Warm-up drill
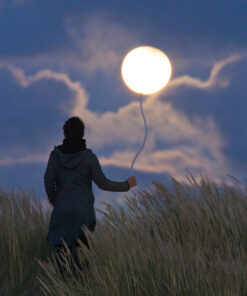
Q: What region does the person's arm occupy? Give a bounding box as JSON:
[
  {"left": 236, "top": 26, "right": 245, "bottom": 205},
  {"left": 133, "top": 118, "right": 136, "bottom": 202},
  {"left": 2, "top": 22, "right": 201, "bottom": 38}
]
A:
[
  {"left": 90, "top": 153, "right": 130, "bottom": 192},
  {"left": 44, "top": 150, "right": 57, "bottom": 206}
]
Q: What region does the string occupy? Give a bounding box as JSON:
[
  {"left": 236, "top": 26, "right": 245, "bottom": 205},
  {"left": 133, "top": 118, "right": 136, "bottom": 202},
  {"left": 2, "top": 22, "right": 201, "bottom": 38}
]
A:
[{"left": 130, "top": 93, "right": 148, "bottom": 176}]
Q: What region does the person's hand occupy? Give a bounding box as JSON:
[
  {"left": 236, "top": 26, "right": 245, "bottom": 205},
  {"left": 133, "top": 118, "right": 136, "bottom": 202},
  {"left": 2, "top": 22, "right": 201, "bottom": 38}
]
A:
[{"left": 126, "top": 176, "right": 137, "bottom": 189}]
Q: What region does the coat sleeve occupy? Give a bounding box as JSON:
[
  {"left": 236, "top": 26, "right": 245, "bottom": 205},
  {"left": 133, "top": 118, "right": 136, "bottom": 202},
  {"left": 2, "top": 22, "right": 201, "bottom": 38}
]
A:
[
  {"left": 90, "top": 153, "right": 130, "bottom": 192},
  {"left": 44, "top": 150, "right": 57, "bottom": 206}
]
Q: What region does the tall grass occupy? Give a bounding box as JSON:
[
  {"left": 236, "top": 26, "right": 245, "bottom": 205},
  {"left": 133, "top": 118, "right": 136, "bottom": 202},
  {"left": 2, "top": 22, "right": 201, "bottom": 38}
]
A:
[
  {"left": 0, "top": 188, "right": 52, "bottom": 295},
  {"left": 1, "top": 174, "right": 247, "bottom": 295}
]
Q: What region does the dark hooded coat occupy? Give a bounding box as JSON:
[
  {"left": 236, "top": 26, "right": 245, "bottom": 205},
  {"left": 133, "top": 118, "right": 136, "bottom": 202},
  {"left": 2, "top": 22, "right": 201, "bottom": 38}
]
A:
[{"left": 44, "top": 138, "right": 130, "bottom": 248}]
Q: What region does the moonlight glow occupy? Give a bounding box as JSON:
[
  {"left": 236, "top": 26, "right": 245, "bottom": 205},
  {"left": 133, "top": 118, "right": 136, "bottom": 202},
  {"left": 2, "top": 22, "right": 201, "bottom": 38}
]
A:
[{"left": 121, "top": 46, "right": 172, "bottom": 95}]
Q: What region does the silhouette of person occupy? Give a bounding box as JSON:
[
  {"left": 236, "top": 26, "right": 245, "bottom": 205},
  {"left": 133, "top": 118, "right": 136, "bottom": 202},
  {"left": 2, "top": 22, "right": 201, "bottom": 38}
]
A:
[{"left": 44, "top": 116, "right": 137, "bottom": 275}]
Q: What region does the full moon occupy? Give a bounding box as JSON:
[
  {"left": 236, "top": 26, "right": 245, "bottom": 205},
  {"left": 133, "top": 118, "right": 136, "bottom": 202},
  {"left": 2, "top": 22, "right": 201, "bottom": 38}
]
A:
[{"left": 121, "top": 46, "right": 172, "bottom": 95}]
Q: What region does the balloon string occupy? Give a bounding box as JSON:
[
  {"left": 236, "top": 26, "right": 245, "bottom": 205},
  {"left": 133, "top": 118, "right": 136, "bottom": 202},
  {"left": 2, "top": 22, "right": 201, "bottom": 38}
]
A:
[{"left": 130, "top": 94, "right": 148, "bottom": 176}]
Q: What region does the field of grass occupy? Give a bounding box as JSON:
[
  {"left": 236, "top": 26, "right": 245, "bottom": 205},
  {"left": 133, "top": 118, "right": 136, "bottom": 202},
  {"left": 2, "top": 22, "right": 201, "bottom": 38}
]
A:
[{"left": 1, "top": 174, "right": 247, "bottom": 295}]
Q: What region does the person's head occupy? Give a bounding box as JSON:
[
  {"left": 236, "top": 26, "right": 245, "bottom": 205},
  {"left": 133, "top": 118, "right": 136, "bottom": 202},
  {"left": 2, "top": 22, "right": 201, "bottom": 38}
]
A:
[{"left": 63, "top": 116, "right": 85, "bottom": 139}]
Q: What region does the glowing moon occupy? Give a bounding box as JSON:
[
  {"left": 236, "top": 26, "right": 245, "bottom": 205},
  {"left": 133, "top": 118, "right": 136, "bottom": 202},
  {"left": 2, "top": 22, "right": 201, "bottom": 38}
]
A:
[{"left": 121, "top": 46, "right": 172, "bottom": 95}]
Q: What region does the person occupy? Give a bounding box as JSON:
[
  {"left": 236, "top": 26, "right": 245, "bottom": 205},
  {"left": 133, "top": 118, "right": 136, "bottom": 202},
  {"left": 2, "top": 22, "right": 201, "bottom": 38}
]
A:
[{"left": 44, "top": 116, "right": 137, "bottom": 276}]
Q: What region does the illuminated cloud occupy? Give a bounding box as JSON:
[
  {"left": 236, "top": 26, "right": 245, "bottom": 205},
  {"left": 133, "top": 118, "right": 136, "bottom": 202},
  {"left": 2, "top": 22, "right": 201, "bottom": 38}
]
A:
[
  {"left": 168, "top": 54, "right": 244, "bottom": 89},
  {"left": 147, "top": 54, "right": 246, "bottom": 105}
]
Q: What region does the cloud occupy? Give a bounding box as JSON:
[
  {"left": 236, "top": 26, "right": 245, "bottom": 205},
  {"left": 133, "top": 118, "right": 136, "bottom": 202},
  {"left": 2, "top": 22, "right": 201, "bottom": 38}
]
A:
[
  {"left": 0, "top": 53, "right": 244, "bottom": 182},
  {"left": 147, "top": 54, "right": 247, "bottom": 105},
  {"left": 2, "top": 64, "right": 89, "bottom": 111},
  {"left": 100, "top": 145, "right": 223, "bottom": 175},
  {"left": 169, "top": 54, "right": 245, "bottom": 89},
  {"left": 94, "top": 107, "right": 228, "bottom": 182},
  {"left": 63, "top": 15, "right": 139, "bottom": 75},
  {"left": 4, "top": 13, "right": 245, "bottom": 82},
  {"left": 3, "top": 15, "right": 139, "bottom": 77},
  {"left": 0, "top": 154, "right": 47, "bottom": 166}
]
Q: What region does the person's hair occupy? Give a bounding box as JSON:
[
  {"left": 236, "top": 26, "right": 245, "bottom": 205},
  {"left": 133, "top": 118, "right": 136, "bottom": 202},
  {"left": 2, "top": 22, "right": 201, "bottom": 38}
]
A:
[{"left": 63, "top": 117, "right": 85, "bottom": 139}]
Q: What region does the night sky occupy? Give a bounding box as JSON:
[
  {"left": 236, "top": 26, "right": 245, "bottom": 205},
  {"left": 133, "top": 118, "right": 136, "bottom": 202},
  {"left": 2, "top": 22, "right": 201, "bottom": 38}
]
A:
[{"left": 0, "top": 0, "right": 246, "bottom": 217}]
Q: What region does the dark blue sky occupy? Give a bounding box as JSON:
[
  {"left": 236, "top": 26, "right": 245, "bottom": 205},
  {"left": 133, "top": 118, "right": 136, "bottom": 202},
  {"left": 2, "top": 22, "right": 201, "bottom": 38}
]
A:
[{"left": 0, "top": 0, "right": 246, "bottom": 216}]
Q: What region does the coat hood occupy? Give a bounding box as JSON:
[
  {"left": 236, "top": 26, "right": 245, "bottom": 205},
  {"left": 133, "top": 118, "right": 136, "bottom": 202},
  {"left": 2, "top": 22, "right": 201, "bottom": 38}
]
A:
[{"left": 53, "top": 146, "right": 92, "bottom": 169}]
